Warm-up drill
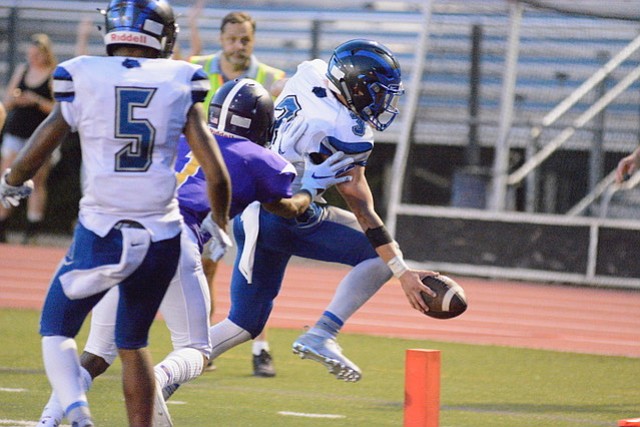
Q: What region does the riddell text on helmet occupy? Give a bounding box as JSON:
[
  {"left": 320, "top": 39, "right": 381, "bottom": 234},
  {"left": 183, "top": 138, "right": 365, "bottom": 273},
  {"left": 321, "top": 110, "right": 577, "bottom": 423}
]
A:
[{"left": 110, "top": 33, "right": 148, "bottom": 43}]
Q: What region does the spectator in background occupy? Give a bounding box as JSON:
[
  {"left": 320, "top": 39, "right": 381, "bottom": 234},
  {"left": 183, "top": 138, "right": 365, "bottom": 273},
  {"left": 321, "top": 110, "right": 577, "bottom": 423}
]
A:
[
  {"left": 615, "top": 146, "right": 640, "bottom": 184},
  {"left": 74, "top": 17, "right": 94, "bottom": 58},
  {"left": 0, "top": 33, "right": 56, "bottom": 243},
  {"left": 188, "top": 0, "right": 286, "bottom": 377},
  {"left": 188, "top": 2, "right": 286, "bottom": 113}
]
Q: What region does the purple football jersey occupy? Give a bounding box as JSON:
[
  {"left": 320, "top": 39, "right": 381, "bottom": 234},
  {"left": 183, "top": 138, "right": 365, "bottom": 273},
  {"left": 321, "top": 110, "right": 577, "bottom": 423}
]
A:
[{"left": 174, "top": 133, "right": 295, "bottom": 223}]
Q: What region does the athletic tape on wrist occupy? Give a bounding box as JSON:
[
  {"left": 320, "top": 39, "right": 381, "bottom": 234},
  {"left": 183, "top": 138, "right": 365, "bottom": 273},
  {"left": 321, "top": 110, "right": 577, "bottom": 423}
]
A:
[{"left": 387, "top": 255, "right": 409, "bottom": 278}]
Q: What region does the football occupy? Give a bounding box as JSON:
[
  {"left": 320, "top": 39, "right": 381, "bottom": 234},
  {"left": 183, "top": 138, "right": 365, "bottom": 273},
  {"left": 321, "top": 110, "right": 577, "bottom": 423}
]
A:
[{"left": 420, "top": 275, "right": 468, "bottom": 319}]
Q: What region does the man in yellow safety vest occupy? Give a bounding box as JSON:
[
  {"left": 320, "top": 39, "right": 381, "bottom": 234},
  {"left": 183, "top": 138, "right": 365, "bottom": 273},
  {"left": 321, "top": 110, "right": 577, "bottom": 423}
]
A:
[{"left": 189, "top": 9, "right": 285, "bottom": 116}]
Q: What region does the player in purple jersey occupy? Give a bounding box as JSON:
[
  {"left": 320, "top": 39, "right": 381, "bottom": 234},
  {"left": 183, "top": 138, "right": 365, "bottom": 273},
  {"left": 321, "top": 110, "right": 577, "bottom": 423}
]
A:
[{"left": 36, "top": 78, "right": 350, "bottom": 427}]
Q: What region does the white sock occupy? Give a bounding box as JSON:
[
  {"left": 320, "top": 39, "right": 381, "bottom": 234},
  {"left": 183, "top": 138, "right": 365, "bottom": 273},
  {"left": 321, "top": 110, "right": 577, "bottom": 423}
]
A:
[
  {"left": 79, "top": 366, "right": 93, "bottom": 392},
  {"left": 323, "top": 257, "right": 391, "bottom": 323},
  {"left": 39, "top": 366, "right": 93, "bottom": 423},
  {"left": 154, "top": 348, "right": 205, "bottom": 390},
  {"left": 41, "top": 336, "right": 91, "bottom": 421},
  {"left": 252, "top": 340, "right": 270, "bottom": 356},
  {"left": 209, "top": 318, "right": 252, "bottom": 360}
]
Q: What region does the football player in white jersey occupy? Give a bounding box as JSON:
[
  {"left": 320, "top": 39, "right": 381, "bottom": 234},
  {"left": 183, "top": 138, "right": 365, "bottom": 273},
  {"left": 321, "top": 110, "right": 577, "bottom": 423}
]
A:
[
  {"left": 0, "top": 1, "right": 231, "bottom": 426},
  {"left": 207, "top": 39, "right": 438, "bottom": 383}
]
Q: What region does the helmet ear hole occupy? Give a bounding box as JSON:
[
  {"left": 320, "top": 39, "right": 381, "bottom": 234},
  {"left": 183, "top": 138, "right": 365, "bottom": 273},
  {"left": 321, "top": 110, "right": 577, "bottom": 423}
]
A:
[
  {"left": 208, "top": 79, "right": 275, "bottom": 146},
  {"left": 326, "top": 39, "right": 404, "bottom": 131}
]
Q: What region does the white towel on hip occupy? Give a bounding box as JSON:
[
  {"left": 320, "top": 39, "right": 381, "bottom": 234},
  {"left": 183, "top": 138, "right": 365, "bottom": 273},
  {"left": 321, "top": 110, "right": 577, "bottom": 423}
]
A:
[
  {"left": 238, "top": 201, "right": 261, "bottom": 284},
  {"left": 60, "top": 227, "right": 151, "bottom": 299}
]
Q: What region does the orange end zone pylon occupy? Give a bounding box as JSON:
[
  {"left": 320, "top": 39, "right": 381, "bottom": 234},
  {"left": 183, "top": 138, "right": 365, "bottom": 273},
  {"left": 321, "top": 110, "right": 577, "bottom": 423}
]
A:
[
  {"left": 619, "top": 418, "right": 640, "bottom": 427},
  {"left": 404, "top": 349, "right": 441, "bottom": 427}
]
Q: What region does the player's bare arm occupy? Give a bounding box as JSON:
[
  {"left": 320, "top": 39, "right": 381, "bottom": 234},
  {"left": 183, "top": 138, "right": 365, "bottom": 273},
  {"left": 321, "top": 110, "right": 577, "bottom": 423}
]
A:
[
  {"left": 184, "top": 103, "right": 231, "bottom": 229},
  {"left": 262, "top": 192, "right": 312, "bottom": 219},
  {"left": 337, "top": 165, "right": 436, "bottom": 313},
  {"left": 6, "top": 103, "right": 69, "bottom": 186},
  {"left": 263, "top": 151, "right": 353, "bottom": 218}
]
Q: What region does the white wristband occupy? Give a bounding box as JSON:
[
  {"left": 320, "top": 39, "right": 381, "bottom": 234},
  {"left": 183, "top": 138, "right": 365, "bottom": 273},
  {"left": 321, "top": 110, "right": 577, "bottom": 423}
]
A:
[{"left": 387, "top": 255, "right": 409, "bottom": 278}]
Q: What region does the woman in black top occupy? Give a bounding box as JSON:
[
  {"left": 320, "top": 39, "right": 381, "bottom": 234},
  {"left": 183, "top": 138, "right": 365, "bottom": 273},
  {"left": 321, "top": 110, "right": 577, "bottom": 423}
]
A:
[{"left": 0, "top": 33, "right": 57, "bottom": 243}]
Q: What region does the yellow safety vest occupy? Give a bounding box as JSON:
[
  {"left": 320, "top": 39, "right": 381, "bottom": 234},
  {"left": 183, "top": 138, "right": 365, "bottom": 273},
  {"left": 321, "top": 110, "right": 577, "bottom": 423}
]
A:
[{"left": 190, "top": 53, "right": 286, "bottom": 116}]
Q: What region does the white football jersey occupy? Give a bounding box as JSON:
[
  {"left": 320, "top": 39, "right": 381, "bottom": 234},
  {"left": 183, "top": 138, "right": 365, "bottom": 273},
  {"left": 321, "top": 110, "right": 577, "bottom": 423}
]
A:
[
  {"left": 270, "top": 59, "right": 374, "bottom": 194},
  {"left": 53, "top": 56, "right": 209, "bottom": 240}
]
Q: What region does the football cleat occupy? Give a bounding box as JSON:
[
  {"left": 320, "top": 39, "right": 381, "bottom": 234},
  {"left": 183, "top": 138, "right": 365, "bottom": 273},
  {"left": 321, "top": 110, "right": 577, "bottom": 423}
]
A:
[
  {"left": 204, "top": 359, "right": 217, "bottom": 372},
  {"left": 38, "top": 415, "right": 61, "bottom": 427},
  {"left": 70, "top": 418, "right": 94, "bottom": 427},
  {"left": 152, "top": 380, "right": 173, "bottom": 427},
  {"left": 292, "top": 332, "right": 361, "bottom": 382},
  {"left": 252, "top": 349, "right": 276, "bottom": 377}
]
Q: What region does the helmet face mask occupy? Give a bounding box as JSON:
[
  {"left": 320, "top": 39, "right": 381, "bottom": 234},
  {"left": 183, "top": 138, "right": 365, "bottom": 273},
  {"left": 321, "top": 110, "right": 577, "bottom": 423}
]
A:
[
  {"left": 103, "top": 0, "right": 178, "bottom": 58},
  {"left": 327, "top": 39, "right": 404, "bottom": 131},
  {"left": 208, "top": 78, "right": 275, "bottom": 146}
]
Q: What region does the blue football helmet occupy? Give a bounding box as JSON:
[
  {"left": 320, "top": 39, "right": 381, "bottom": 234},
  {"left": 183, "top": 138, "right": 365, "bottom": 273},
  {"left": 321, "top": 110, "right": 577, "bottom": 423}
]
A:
[
  {"left": 102, "top": 0, "right": 178, "bottom": 58},
  {"left": 326, "top": 39, "right": 404, "bottom": 132},
  {"left": 208, "top": 78, "right": 275, "bottom": 147}
]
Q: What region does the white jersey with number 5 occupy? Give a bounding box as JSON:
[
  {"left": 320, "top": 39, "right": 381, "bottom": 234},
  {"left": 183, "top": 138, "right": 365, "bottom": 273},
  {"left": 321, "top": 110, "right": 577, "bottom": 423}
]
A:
[
  {"left": 53, "top": 55, "right": 209, "bottom": 240},
  {"left": 270, "top": 59, "right": 374, "bottom": 194}
]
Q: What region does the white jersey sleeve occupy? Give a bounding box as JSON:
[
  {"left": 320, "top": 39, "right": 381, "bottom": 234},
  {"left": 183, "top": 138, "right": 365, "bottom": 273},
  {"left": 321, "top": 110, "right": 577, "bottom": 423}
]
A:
[
  {"left": 270, "top": 59, "right": 374, "bottom": 194},
  {"left": 53, "top": 56, "right": 209, "bottom": 240}
]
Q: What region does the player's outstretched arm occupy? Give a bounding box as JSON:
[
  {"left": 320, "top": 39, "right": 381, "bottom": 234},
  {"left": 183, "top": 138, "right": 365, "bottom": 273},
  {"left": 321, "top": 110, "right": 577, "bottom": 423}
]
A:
[
  {"left": 184, "top": 103, "right": 231, "bottom": 230},
  {"left": 261, "top": 191, "right": 312, "bottom": 219},
  {"left": 337, "top": 166, "right": 437, "bottom": 314},
  {"left": 262, "top": 152, "right": 353, "bottom": 218}
]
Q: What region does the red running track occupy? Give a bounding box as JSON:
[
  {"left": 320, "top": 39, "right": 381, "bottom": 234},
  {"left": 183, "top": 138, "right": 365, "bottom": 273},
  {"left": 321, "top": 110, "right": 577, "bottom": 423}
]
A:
[{"left": 1, "top": 243, "right": 639, "bottom": 358}]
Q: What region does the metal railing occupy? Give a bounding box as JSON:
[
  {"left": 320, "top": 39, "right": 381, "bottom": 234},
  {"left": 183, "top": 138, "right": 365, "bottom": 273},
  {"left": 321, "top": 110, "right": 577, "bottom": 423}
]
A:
[{"left": 504, "top": 33, "right": 640, "bottom": 214}]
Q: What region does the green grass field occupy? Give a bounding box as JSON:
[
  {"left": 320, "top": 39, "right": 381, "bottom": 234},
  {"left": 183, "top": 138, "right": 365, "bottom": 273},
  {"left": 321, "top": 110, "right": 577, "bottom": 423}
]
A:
[{"left": 1, "top": 308, "right": 638, "bottom": 427}]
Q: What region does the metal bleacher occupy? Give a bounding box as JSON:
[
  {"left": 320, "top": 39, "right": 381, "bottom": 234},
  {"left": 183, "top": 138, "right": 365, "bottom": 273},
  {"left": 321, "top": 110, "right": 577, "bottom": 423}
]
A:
[{"left": 2, "top": 1, "right": 638, "bottom": 152}]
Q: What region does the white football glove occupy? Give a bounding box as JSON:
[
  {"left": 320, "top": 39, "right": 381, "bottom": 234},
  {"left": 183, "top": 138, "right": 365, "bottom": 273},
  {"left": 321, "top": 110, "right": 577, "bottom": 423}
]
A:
[
  {"left": 300, "top": 151, "right": 354, "bottom": 196},
  {"left": 0, "top": 169, "right": 34, "bottom": 208},
  {"left": 201, "top": 212, "right": 233, "bottom": 262}
]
